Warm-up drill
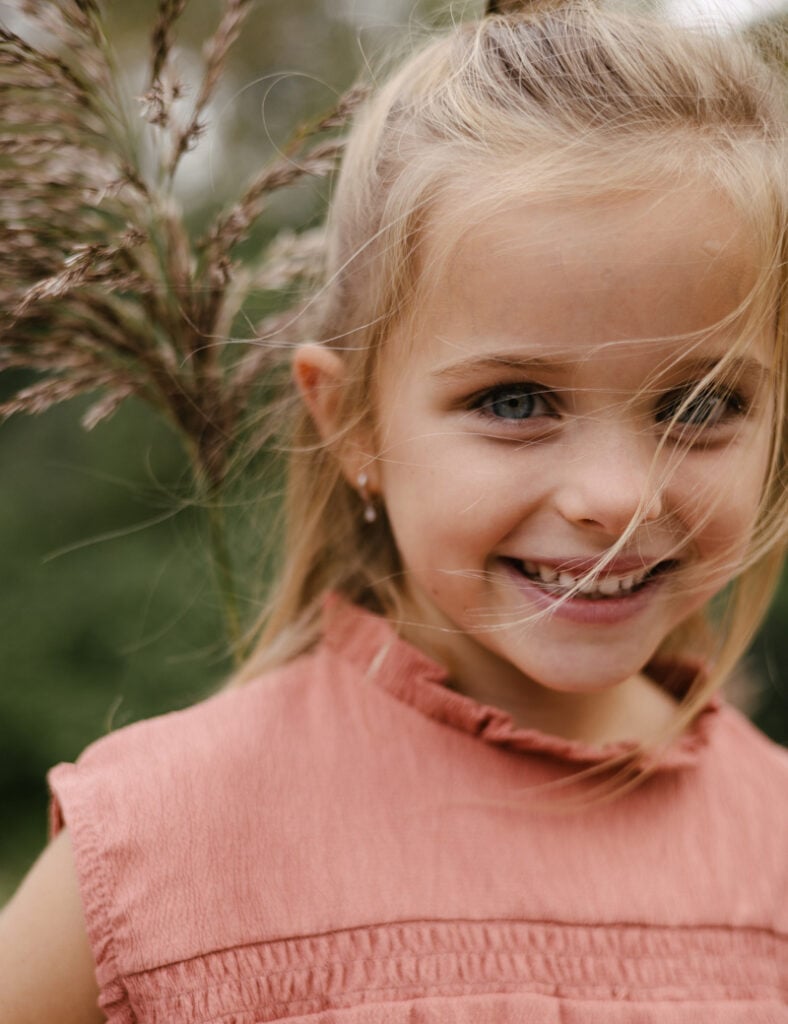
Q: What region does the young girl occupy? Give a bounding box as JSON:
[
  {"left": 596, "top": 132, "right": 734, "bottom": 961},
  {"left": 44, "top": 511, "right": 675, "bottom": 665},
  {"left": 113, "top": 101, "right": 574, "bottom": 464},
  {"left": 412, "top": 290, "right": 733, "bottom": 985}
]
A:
[{"left": 2, "top": 0, "right": 787, "bottom": 1019}]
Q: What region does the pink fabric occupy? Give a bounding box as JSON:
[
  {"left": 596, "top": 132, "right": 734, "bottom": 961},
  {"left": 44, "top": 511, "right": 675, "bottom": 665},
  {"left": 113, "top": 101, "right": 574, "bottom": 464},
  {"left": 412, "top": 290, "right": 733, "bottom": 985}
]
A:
[{"left": 49, "top": 598, "right": 788, "bottom": 1022}]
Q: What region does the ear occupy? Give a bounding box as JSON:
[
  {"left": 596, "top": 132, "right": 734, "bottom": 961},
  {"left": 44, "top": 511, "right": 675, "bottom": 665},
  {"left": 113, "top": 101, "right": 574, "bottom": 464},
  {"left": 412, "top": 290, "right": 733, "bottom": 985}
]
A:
[
  {"left": 292, "top": 343, "right": 345, "bottom": 440},
  {"left": 292, "top": 343, "right": 380, "bottom": 491}
]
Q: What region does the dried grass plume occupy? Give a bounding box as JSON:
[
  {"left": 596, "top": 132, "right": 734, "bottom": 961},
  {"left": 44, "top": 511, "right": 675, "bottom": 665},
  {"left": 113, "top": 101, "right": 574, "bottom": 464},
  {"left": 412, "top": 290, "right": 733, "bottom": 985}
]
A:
[{"left": 0, "top": 0, "right": 366, "bottom": 655}]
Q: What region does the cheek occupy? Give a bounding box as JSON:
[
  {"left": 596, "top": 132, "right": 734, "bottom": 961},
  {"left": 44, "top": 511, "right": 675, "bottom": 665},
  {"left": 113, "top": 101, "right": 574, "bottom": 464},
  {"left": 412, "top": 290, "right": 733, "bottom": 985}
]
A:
[
  {"left": 389, "top": 456, "right": 522, "bottom": 531},
  {"left": 378, "top": 439, "right": 517, "bottom": 566},
  {"left": 674, "top": 451, "right": 765, "bottom": 560}
]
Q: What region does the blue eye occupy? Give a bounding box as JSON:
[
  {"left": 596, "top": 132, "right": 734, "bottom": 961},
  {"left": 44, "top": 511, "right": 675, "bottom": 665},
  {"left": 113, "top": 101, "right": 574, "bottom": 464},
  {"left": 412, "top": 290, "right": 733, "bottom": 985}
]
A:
[
  {"left": 472, "top": 384, "right": 549, "bottom": 421},
  {"left": 656, "top": 385, "right": 745, "bottom": 429}
]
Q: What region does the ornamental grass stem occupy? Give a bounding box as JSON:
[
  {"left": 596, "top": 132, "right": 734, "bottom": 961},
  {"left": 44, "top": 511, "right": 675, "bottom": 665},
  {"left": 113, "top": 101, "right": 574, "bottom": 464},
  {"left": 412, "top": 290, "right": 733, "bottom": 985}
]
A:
[{"left": 206, "top": 494, "right": 244, "bottom": 666}]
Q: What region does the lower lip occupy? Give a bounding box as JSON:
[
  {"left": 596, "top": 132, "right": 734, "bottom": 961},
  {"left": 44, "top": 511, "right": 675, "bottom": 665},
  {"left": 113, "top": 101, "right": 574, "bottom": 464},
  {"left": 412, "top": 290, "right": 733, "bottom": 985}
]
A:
[{"left": 501, "top": 560, "right": 664, "bottom": 625}]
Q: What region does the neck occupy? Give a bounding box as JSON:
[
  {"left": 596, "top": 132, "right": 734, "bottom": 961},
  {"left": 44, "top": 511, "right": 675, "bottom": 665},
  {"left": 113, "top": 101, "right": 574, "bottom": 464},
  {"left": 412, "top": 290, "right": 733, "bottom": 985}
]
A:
[{"left": 393, "top": 593, "right": 678, "bottom": 747}]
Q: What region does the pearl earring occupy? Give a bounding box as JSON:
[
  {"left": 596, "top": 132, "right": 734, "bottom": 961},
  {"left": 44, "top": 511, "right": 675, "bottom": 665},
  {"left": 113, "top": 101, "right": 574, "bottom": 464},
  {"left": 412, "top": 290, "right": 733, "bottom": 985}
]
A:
[{"left": 356, "top": 472, "right": 377, "bottom": 523}]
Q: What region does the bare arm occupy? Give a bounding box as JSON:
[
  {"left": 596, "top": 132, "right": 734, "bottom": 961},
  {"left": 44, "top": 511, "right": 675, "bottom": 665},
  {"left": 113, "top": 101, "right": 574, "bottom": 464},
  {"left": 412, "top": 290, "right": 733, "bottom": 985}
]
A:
[{"left": 0, "top": 830, "right": 104, "bottom": 1024}]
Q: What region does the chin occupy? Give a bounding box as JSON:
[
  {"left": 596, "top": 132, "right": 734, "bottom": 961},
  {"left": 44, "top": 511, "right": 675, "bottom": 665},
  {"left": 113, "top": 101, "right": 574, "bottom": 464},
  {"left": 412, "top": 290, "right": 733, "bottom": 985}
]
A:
[{"left": 503, "top": 647, "right": 653, "bottom": 697}]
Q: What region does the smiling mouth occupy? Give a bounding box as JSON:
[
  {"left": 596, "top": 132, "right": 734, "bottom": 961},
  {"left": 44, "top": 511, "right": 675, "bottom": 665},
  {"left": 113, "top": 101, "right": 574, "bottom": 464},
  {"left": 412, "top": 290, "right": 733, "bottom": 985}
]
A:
[{"left": 502, "top": 557, "right": 676, "bottom": 600}]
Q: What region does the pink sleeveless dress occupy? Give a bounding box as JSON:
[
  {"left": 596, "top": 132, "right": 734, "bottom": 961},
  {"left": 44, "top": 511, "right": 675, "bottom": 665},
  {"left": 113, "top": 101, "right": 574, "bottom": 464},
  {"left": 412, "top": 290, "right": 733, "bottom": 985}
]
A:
[{"left": 49, "top": 597, "right": 788, "bottom": 1022}]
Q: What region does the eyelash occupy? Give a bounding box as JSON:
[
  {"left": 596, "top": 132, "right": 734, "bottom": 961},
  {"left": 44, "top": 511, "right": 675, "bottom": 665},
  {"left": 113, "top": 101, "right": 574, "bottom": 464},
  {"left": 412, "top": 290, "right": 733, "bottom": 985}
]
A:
[
  {"left": 466, "top": 381, "right": 750, "bottom": 434},
  {"left": 655, "top": 385, "right": 748, "bottom": 430}
]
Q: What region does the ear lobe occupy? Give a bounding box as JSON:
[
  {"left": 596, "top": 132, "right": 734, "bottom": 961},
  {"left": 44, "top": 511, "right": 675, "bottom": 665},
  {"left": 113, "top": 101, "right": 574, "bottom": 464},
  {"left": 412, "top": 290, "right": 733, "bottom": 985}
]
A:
[{"left": 292, "top": 343, "right": 380, "bottom": 492}]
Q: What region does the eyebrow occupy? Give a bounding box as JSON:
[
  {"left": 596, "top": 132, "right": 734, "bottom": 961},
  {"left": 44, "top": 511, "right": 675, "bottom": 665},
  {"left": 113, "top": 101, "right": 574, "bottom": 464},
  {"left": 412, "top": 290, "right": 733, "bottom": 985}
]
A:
[
  {"left": 430, "top": 351, "right": 771, "bottom": 384},
  {"left": 430, "top": 354, "right": 565, "bottom": 381},
  {"left": 664, "top": 355, "right": 771, "bottom": 386}
]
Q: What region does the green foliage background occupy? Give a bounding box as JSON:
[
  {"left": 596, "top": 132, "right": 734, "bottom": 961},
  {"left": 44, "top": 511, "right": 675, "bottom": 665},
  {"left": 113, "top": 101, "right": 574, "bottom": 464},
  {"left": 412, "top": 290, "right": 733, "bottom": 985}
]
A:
[{"left": 2, "top": 0, "right": 787, "bottom": 905}]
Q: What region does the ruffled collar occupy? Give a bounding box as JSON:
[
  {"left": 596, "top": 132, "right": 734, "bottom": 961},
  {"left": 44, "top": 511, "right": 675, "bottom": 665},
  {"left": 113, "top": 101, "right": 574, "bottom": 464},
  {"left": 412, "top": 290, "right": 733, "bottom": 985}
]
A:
[{"left": 322, "top": 594, "right": 721, "bottom": 772}]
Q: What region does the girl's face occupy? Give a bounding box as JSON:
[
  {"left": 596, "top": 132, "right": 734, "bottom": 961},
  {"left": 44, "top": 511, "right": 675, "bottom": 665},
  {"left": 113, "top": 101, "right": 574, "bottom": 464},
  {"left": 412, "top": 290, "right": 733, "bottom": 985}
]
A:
[{"left": 369, "top": 190, "right": 773, "bottom": 727}]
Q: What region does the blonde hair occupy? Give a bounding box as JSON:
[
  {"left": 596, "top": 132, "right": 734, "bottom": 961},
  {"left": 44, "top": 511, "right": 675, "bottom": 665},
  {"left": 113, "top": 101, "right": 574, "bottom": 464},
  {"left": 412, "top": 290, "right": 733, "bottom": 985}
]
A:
[{"left": 236, "top": 0, "right": 787, "bottom": 770}]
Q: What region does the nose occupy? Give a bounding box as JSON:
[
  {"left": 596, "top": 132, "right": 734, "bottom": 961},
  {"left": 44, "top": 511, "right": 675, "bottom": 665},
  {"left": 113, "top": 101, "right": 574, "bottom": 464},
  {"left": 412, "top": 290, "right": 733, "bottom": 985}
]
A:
[{"left": 552, "top": 425, "right": 665, "bottom": 537}]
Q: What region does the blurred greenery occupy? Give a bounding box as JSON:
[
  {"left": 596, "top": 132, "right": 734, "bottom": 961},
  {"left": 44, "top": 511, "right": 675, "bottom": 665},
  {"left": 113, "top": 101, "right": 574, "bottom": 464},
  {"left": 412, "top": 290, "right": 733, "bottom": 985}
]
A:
[
  {"left": 1, "top": 0, "right": 787, "bottom": 907},
  {"left": 0, "top": 393, "right": 222, "bottom": 896}
]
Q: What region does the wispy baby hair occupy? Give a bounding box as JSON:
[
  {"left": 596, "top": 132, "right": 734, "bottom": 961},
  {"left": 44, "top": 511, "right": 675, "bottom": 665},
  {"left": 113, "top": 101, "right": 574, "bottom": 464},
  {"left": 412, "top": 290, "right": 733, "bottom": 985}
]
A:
[{"left": 241, "top": 0, "right": 788, "bottom": 765}]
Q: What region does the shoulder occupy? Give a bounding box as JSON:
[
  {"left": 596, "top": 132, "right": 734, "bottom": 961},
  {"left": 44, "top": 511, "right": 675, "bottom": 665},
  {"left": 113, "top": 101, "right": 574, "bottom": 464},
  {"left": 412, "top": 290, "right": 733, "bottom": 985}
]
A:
[
  {"left": 711, "top": 701, "right": 788, "bottom": 784},
  {"left": 45, "top": 639, "right": 379, "bottom": 986},
  {"left": 48, "top": 643, "right": 349, "bottom": 857},
  {"left": 51, "top": 645, "right": 337, "bottom": 802},
  {"left": 698, "top": 703, "right": 788, "bottom": 903},
  {"left": 51, "top": 612, "right": 397, "bottom": 815},
  {"left": 702, "top": 700, "right": 788, "bottom": 816}
]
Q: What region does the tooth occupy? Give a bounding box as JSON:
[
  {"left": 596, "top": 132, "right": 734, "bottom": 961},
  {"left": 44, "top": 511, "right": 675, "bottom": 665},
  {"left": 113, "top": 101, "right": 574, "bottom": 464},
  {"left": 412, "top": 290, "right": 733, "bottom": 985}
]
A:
[
  {"left": 558, "top": 572, "right": 576, "bottom": 589},
  {"left": 524, "top": 561, "right": 538, "bottom": 575},
  {"left": 578, "top": 576, "right": 597, "bottom": 594},
  {"left": 539, "top": 565, "right": 558, "bottom": 583},
  {"left": 598, "top": 577, "right": 621, "bottom": 596},
  {"left": 619, "top": 575, "right": 635, "bottom": 592}
]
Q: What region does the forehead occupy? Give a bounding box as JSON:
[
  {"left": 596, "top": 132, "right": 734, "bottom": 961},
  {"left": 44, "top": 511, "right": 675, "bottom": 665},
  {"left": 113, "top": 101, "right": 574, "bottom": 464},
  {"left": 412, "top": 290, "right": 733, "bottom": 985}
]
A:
[{"left": 381, "top": 187, "right": 764, "bottom": 384}]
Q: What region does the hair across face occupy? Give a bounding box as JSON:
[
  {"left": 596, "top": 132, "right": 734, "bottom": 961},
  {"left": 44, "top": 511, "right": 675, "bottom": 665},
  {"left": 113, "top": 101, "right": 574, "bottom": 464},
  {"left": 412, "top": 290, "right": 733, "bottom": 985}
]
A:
[
  {"left": 246, "top": 2, "right": 787, "bottom": 752},
  {"left": 365, "top": 186, "right": 773, "bottom": 740}
]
